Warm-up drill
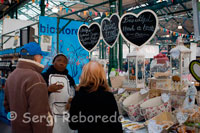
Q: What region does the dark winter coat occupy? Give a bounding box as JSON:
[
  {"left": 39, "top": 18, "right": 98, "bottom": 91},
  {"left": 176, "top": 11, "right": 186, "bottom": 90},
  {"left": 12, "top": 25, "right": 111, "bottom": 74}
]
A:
[{"left": 69, "top": 86, "right": 123, "bottom": 133}]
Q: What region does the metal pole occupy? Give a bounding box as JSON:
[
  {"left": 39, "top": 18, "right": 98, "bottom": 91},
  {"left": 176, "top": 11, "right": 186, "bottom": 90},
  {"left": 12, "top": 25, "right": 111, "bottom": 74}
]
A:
[
  {"left": 108, "top": 1, "right": 117, "bottom": 86},
  {"left": 57, "top": 18, "right": 60, "bottom": 54},
  {"left": 15, "top": 8, "right": 18, "bottom": 19},
  {"left": 99, "top": 40, "right": 102, "bottom": 59},
  {"left": 40, "top": 0, "right": 46, "bottom": 16},
  {"left": 118, "top": 0, "right": 123, "bottom": 70},
  {"left": 105, "top": 45, "right": 107, "bottom": 59},
  {"left": 102, "top": 40, "right": 105, "bottom": 59}
]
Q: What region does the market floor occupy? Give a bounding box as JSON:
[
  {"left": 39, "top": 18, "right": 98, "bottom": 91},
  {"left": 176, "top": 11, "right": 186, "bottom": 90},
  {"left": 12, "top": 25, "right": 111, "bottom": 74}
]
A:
[{"left": 0, "top": 121, "right": 11, "bottom": 133}]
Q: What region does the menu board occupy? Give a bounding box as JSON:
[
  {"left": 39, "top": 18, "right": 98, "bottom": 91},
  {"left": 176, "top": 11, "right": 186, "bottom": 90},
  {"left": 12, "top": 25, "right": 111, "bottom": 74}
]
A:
[
  {"left": 119, "top": 10, "right": 158, "bottom": 47},
  {"left": 101, "top": 14, "right": 120, "bottom": 47},
  {"left": 78, "top": 22, "right": 101, "bottom": 52}
]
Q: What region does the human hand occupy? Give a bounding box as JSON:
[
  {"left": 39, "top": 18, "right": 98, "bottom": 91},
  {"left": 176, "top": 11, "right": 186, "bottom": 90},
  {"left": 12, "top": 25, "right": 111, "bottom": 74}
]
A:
[{"left": 48, "top": 83, "right": 64, "bottom": 93}]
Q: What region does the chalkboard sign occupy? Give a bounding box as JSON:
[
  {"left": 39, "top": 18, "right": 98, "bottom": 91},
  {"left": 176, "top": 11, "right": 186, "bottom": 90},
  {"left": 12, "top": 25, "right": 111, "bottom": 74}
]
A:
[
  {"left": 78, "top": 22, "right": 101, "bottom": 52},
  {"left": 101, "top": 14, "right": 120, "bottom": 47},
  {"left": 119, "top": 10, "right": 158, "bottom": 47}
]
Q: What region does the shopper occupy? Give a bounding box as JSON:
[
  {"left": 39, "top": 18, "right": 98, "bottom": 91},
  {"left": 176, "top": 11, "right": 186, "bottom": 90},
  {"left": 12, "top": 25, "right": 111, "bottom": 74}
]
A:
[
  {"left": 69, "top": 61, "right": 123, "bottom": 133},
  {"left": 123, "top": 61, "right": 128, "bottom": 72},
  {"left": 4, "top": 42, "right": 53, "bottom": 133},
  {"left": 42, "top": 53, "right": 76, "bottom": 133}
]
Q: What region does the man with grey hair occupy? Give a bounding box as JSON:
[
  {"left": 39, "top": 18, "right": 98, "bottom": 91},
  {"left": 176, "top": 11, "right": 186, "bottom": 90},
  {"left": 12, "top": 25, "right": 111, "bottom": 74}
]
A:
[{"left": 4, "top": 42, "right": 53, "bottom": 133}]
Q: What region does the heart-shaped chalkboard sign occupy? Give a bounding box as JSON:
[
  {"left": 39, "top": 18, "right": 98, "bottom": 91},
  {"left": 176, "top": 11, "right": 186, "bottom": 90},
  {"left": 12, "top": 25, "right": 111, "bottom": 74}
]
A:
[
  {"left": 189, "top": 60, "right": 200, "bottom": 82},
  {"left": 119, "top": 10, "right": 158, "bottom": 47},
  {"left": 78, "top": 22, "right": 101, "bottom": 52},
  {"left": 101, "top": 13, "right": 120, "bottom": 48}
]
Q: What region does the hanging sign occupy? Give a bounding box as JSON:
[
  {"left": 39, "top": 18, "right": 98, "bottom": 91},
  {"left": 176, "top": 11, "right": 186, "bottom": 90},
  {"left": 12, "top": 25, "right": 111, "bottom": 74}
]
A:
[
  {"left": 119, "top": 10, "right": 158, "bottom": 47},
  {"left": 78, "top": 22, "right": 101, "bottom": 52},
  {"left": 101, "top": 13, "right": 120, "bottom": 48},
  {"left": 189, "top": 60, "right": 200, "bottom": 82}
]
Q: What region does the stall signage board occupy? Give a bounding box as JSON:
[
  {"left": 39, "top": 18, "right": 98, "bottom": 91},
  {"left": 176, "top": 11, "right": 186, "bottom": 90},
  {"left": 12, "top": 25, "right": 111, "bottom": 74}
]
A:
[
  {"left": 101, "top": 14, "right": 120, "bottom": 48},
  {"left": 78, "top": 22, "right": 101, "bottom": 52},
  {"left": 119, "top": 10, "right": 158, "bottom": 47}
]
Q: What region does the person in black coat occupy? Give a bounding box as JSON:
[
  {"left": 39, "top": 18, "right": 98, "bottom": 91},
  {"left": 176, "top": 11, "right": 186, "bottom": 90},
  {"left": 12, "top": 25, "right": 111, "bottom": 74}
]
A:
[
  {"left": 42, "top": 54, "right": 76, "bottom": 94},
  {"left": 69, "top": 61, "right": 123, "bottom": 133}
]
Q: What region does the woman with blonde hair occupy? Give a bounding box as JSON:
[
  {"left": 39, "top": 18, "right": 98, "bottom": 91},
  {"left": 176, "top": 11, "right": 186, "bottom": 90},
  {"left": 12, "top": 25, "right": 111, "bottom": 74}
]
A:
[{"left": 69, "top": 61, "right": 123, "bottom": 133}]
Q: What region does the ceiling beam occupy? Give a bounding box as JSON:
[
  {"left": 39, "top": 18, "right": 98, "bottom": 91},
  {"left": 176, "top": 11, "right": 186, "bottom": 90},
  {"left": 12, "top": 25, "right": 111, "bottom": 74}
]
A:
[
  {"left": 59, "top": 0, "right": 117, "bottom": 19},
  {"left": 83, "top": 1, "right": 101, "bottom": 14},
  {"left": 18, "top": 10, "right": 37, "bottom": 21},
  {"left": 179, "top": 3, "right": 191, "bottom": 17},
  {"left": 48, "top": 0, "right": 108, "bottom": 10},
  {"left": 0, "top": 0, "right": 30, "bottom": 20},
  {"left": 24, "top": 5, "right": 39, "bottom": 15},
  {"left": 158, "top": 8, "right": 192, "bottom": 16},
  {"left": 162, "top": 7, "right": 191, "bottom": 34},
  {"left": 59, "top": 2, "right": 85, "bottom": 21},
  {"left": 125, "top": 0, "right": 191, "bottom": 15}
]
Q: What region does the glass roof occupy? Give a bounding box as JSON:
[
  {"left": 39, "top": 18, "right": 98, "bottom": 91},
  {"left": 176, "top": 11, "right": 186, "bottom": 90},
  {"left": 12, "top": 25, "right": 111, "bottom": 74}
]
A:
[
  {"left": 0, "top": 0, "right": 194, "bottom": 44},
  {"left": 0, "top": 0, "right": 74, "bottom": 37}
]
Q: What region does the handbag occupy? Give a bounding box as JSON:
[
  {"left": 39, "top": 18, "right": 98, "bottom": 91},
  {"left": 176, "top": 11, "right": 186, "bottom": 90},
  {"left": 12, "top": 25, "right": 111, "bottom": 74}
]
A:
[{"left": 140, "top": 96, "right": 171, "bottom": 120}]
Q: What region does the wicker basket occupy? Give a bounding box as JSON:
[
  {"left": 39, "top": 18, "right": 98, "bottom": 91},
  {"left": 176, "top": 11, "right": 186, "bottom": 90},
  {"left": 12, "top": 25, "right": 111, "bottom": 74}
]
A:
[{"left": 110, "top": 76, "right": 125, "bottom": 88}]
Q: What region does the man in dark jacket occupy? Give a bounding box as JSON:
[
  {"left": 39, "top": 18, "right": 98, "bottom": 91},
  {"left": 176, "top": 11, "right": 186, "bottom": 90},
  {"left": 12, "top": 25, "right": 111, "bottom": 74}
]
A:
[{"left": 4, "top": 42, "right": 53, "bottom": 133}]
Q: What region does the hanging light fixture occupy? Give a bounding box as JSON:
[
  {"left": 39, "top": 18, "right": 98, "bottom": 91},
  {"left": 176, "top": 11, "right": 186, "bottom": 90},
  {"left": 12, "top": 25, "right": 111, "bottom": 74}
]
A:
[{"left": 178, "top": 23, "right": 182, "bottom": 29}]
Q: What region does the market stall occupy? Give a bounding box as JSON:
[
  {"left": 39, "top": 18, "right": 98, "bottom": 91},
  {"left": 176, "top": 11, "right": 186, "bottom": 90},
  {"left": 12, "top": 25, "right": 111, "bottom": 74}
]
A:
[{"left": 0, "top": 0, "right": 198, "bottom": 132}]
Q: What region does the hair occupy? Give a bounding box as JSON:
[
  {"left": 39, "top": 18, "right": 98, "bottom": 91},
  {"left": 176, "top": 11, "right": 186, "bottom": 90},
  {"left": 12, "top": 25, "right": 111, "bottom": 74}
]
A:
[
  {"left": 77, "top": 61, "right": 110, "bottom": 92},
  {"left": 52, "top": 54, "right": 68, "bottom": 64},
  {"left": 20, "top": 49, "right": 34, "bottom": 60}
]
